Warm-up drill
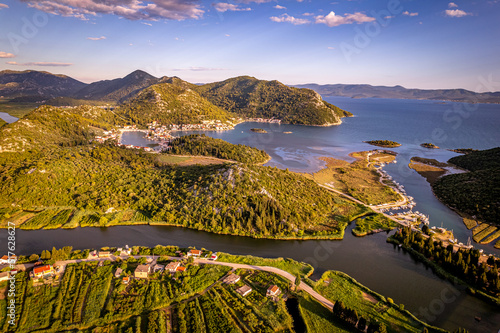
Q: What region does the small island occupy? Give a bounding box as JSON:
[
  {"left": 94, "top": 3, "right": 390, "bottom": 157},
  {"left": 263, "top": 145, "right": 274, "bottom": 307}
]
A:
[
  {"left": 364, "top": 140, "right": 401, "bottom": 148},
  {"left": 420, "top": 143, "right": 439, "bottom": 149},
  {"left": 448, "top": 148, "right": 478, "bottom": 154},
  {"left": 250, "top": 128, "right": 267, "bottom": 133}
]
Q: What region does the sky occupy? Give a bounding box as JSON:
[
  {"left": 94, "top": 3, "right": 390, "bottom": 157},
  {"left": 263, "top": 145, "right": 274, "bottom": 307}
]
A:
[{"left": 0, "top": 0, "right": 499, "bottom": 92}]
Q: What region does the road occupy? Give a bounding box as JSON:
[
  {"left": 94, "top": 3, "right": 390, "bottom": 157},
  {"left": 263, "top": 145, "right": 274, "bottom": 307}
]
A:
[
  {"left": 15, "top": 254, "right": 334, "bottom": 312},
  {"left": 194, "top": 259, "right": 334, "bottom": 311},
  {"left": 319, "top": 183, "right": 411, "bottom": 228}
]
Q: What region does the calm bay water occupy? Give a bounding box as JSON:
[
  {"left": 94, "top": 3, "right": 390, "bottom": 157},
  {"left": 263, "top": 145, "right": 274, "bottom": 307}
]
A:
[
  {"left": 16, "top": 98, "right": 500, "bottom": 332},
  {"left": 0, "top": 111, "right": 19, "bottom": 123}
]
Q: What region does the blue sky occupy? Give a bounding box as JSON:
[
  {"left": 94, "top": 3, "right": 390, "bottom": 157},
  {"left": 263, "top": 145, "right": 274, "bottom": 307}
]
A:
[{"left": 0, "top": 0, "right": 499, "bottom": 92}]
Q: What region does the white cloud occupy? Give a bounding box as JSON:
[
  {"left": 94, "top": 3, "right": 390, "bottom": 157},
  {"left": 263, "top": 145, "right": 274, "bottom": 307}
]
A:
[
  {"left": 213, "top": 3, "right": 251, "bottom": 12},
  {"left": 23, "top": 0, "right": 204, "bottom": 21},
  {"left": 270, "top": 14, "right": 310, "bottom": 25},
  {"left": 225, "top": 34, "right": 230, "bottom": 37},
  {"left": 445, "top": 8, "right": 470, "bottom": 17},
  {"left": 0, "top": 51, "right": 15, "bottom": 58},
  {"left": 6, "top": 61, "right": 72, "bottom": 67},
  {"left": 302, "top": 12, "right": 314, "bottom": 16},
  {"left": 142, "top": 22, "right": 152, "bottom": 26},
  {"left": 274, "top": 5, "right": 286, "bottom": 10},
  {"left": 315, "top": 11, "right": 375, "bottom": 27},
  {"left": 86, "top": 36, "right": 106, "bottom": 40},
  {"left": 384, "top": 15, "right": 394, "bottom": 19},
  {"left": 327, "top": 46, "right": 335, "bottom": 50},
  {"left": 448, "top": 2, "right": 458, "bottom": 8},
  {"left": 0, "top": 3, "right": 8, "bottom": 9},
  {"left": 402, "top": 11, "right": 418, "bottom": 16}
]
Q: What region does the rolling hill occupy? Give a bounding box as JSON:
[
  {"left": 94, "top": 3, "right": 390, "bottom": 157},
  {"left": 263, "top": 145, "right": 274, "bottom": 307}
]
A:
[
  {"left": 115, "top": 82, "right": 235, "bottom": 126},
  {"left": 197, "top": 76, "right": 351, "bottom": 126}
]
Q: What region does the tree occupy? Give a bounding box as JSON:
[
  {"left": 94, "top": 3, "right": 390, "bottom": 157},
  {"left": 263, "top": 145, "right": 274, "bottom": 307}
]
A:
[
  {"left": 295, "top": 274, "right": 301, "bottom": 288},
  {"left": 357, "top": 317, "right": 367, "bottom": 331},
  {"left": 41, "top": 250, "right": 51, "bottom": 260},
  {"left": 28, "top": 254, "right": 39, "bottom": 262}
]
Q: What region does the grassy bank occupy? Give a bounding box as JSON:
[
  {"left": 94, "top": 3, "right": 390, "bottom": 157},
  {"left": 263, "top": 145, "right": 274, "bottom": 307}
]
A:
[
  {"left": 387, "top": 236, "right": 500, "bottom": 307},
  {"left": 352, "top": 213, "right": 396, "bottom": 237},
  {"left": 313, "top": 270, "right": 448, "bottom": 333},
  {"left": 307, "top": 152, "right": 401, "bottom": 205}
]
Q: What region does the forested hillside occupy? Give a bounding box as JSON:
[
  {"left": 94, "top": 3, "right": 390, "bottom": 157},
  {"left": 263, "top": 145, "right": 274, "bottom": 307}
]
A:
[
  {"left": 196, "top": 76, "right": 352, "bottom": 125},
  {"left": 166, "top": 134, "right": 269, "bottom": 164},
  {"left": 115, "top": 83, "right": 235, "bottom": 127},
  {"left": 0, "top": 105, "right": 364, "bottom": 239},
  {"left": 433, "top": 147, "right": 500, "bottom": 225}
]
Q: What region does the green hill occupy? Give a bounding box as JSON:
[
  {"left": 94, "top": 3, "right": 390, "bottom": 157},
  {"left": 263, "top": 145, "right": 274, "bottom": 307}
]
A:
[
  {"left": 166, "top": 134, "right": 269, "bottom": 164},
  {"left": 196, "top": 76, "right": 352, "bottom": 126},
  {"left": 114, "top": 83, "right": 236, "bottom": 127},
  {"left": 0, "top": 104, "right": 363, "bottom": 238},
  {"left": 432, "top": 147, "right": 500, "bottom": 225},
  {"left": 0, "top": 105, "right": 115, "bottom": 152}
]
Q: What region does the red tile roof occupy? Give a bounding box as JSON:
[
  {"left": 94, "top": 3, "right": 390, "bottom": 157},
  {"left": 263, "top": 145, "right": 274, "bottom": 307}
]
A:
[
  {"left": 267, "top": 285, "right": 280, "bottom": 294},
  {"left": 33, "top": 265, "right": 52, "bottom": 275}
]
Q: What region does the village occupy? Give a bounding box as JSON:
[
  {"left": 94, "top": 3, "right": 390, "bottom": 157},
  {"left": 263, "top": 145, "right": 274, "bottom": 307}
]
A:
[
  {"left": 2, "top": 246, "right": 285, "bottom": 303},
  {"left": 91, "top": 117, "right": 282, "bottom": 153}
]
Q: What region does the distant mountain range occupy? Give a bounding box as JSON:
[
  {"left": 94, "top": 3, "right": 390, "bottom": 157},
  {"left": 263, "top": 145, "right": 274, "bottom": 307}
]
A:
[
  {"left": 0, "top": 70, "right": 86, "bottom": 99},
  {"left": 294, "top": 84, "right": 500, "bottom": 104},
  {"left": 0, "top": 70, "right": 349, "bottom": 126}
]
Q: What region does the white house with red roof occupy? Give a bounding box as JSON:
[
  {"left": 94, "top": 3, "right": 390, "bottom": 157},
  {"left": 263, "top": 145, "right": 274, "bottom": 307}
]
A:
[{"left": 30, "top": 265, "right": 55, "bottom": 279}]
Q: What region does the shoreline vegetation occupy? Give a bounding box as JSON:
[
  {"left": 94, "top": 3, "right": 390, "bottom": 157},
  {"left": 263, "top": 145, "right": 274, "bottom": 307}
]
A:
[
  {"left": 388, "top": 228, "right": 500, "bottom": 307},
  {"left": 306, "top": 151, "right": 401, "bottom": 206},
  {"left": 448, "top": 148, "right": 478, "bottom": 154},
  {"left": 408, "top": 157, "right": 448, "bottom": 185},
  {"left": 409, "top": 149, "right": 500, "bottom": 248},
  {"left": 420, "top": 143, "right": 439, "bottom": 149},
  {"left": 1, "top": 244, "right": 450, "bottom": 333},
  {"left": 364, "top": 140, "right": 401, "bottom": 148}
]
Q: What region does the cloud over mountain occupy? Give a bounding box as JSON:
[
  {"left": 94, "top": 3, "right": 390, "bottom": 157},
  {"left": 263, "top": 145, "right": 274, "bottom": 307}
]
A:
[{"left": 7, "top": 61, "right": 72, "bottom": 67}]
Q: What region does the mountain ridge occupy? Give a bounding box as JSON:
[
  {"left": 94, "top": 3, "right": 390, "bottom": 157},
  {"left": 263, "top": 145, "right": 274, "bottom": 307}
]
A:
[
  {"left": 1, "top": 70, "right": 351, "bottom": 126},
  {"left": 294, "top": 83, "right": 500, "bottom": 104}
]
